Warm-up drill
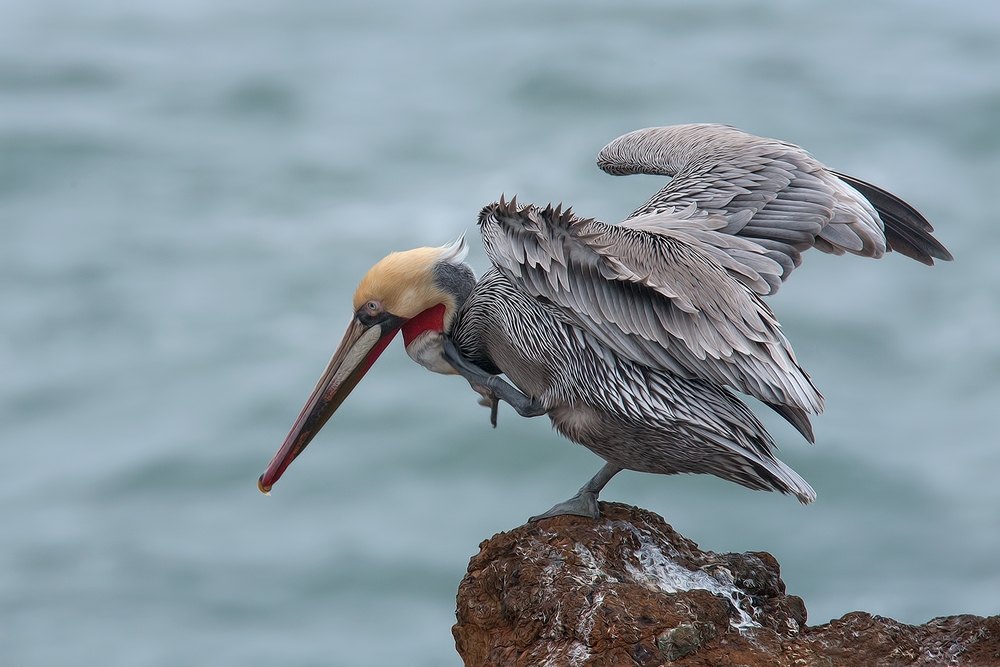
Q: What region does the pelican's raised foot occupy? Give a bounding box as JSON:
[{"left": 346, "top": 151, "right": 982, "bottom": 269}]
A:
[
  {"left": 442, "top": 338, "right": 546, "bottom": 426},
  {"left": 481, "top": 374, "right": 546, "bottom": 419},
  {"left": 529, "top": 490, "right": 601, "bottom": 521}
]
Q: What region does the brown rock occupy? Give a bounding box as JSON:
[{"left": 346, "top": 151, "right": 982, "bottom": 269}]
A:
[{"left": 453, "top": 503, "right": 999, "bottom": 666}]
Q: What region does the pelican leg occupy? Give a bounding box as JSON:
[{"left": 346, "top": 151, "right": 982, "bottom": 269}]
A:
[
  {"left": 442, "top": 338, "right": 546, "bottom": 426},
  {"left": 529, "top": 462, "right": 624, "bottom": 521}
]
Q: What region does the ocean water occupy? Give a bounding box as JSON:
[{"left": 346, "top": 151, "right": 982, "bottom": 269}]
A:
[{"left": 1, "top": 1, "right": 998, "bottom": 664}]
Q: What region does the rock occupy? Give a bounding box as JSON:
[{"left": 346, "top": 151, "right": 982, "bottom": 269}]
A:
[{"left": 453, "top": 503, "right": 999, "bottom": 666}]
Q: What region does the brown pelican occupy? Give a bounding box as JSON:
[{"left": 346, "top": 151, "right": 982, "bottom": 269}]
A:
[{"left": 259, "top": 124, "right": 951, "bottom": 520}]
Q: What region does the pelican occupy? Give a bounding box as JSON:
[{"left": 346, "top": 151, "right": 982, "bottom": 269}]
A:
[{"left": 259, "top": 124, "right": 951, "bottom": 520}]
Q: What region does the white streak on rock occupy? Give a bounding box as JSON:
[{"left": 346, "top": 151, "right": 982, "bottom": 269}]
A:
[{"left": 614, "top": 522, "right": 761, "bottom": 632}]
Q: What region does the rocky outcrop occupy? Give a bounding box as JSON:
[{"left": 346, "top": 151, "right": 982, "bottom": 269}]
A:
[{"left": 453, "top": 503, "right": 999, "bottom": 666}]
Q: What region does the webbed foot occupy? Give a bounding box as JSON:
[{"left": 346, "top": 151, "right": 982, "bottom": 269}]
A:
[
  {"left": 528, "top": 461, "right": 624, "bottom": 523},
  {"left": 529, "top": 490, "right": 600, "bottom": 521}
]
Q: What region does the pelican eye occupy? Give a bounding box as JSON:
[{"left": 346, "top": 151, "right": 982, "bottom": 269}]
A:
[{"left": 366, "top": 300, "right": 380, "bottom": 312}]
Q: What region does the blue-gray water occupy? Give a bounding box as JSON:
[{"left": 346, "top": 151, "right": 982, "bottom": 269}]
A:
[{"left": 1, "top": 1, "right": 997, "bottom": 664}]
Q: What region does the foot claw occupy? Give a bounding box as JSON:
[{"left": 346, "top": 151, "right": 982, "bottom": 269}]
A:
[{"left": 474, "top": 386, "right": 500, "bottom": 427}]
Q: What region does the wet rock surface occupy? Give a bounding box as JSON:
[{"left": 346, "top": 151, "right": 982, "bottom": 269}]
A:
[{"left": 453, "top": 503, "right": 999, "bottom": 666}]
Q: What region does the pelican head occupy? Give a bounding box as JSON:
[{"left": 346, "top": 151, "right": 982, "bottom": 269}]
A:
[{"left": 259, "top": 238, "right": 473, "bottom": 493}]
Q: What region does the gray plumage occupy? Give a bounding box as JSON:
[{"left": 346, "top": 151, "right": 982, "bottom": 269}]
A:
[{"left": 450, "top": 124, "right": 951, "bottom": 506}]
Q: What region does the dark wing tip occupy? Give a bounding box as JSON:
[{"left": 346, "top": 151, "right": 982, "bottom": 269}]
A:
[
  {"left": 833, "top": 171, "right": 954, "bottom": 264},
  {"left": 765, "top": 401, "right": 816, "bottom": 443}
]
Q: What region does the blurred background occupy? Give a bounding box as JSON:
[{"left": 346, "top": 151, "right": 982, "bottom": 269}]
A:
[{"left": 1, "top": 0, "right": 997, "bottom": 664}]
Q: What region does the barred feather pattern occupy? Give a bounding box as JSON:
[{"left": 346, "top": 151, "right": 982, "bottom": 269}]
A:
[
  {"left": 451, "top": 269, "right": 816, "bottom": 503},
  {"left": 477, "top": 197, "right": 823, "bottom": 430}
]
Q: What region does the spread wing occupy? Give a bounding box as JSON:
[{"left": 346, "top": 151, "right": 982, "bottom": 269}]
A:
[
  {"left": 597, "top": 124, "right": 952, "bottom": 295},
  {"left": 478, "top": 197, "right": 823, "bottom": 441}
]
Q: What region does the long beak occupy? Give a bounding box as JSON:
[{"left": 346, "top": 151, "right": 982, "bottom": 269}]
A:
[{"left": 259, "top": 316, "right": 401, "bottom": 493}]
